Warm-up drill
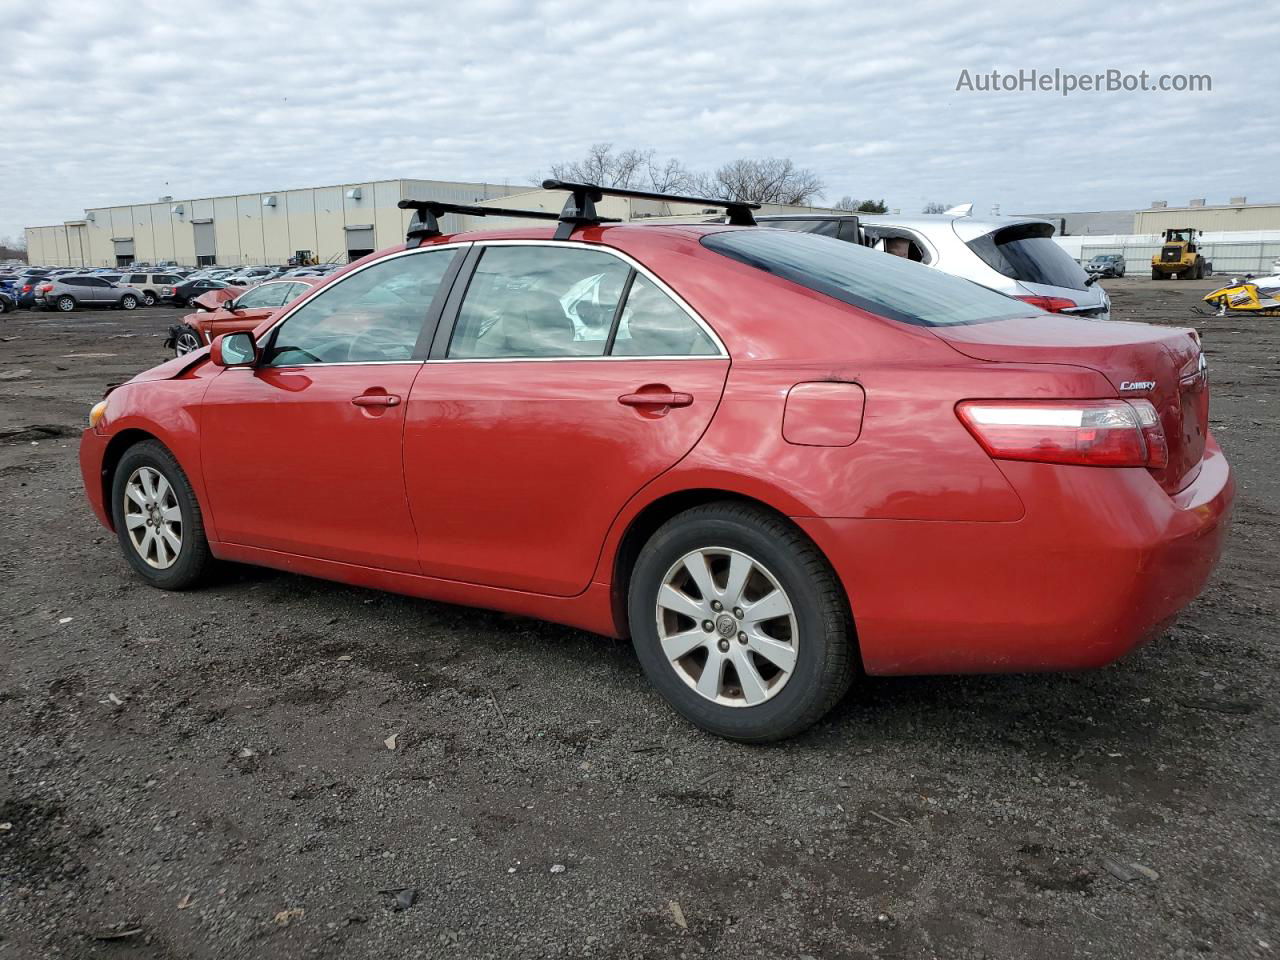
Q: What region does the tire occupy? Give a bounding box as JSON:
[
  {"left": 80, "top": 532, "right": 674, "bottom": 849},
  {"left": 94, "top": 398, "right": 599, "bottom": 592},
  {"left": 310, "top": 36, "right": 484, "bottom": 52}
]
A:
[
  {"left": 110, "top": 439, "right": 213, "bottom": 590},
  {"left": 142, "top": 291, "right": 157, "bottom": 306},
  {"left": 173, "top": 328, "right": 202, "bottom": 356},
  {"left": 627, "top": 502, "right": 855, "bottom": 742},
  {"left": 1151, "top": 267, "right": 1161, "bottom": 280},
  {"left": 120, "top": 294, "right": 139, "bottom": 310},
  {"left": 56, "top": 295, "right": 76, "bottom": 312}
]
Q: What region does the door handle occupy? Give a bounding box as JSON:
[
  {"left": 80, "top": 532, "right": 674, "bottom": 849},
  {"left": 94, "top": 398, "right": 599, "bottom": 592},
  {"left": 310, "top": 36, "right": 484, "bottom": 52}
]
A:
[
  {"left": 618, "top": 391, "right": 693, "bottom": 408},
  {"left": 351, "top": 394, "right": 401, "bottom": 407}
]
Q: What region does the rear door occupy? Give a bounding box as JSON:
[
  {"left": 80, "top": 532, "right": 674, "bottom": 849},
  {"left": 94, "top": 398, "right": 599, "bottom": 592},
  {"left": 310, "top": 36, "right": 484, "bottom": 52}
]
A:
[
  {"left": 404, "top": 241, "right": 730, "bottom": 596},
  {"left": 200, "top": 246, "right": 464, "bottom": 571}
]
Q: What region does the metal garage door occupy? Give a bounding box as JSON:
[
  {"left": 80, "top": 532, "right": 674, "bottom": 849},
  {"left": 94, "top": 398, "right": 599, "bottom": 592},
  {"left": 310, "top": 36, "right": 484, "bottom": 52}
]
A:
[
  {"left": 113, "top": 238, "right": 135, "bottom": 267},
  {"left": 193, "top": 221, "right": 217, "bottom": 265},
  {"left": 345, "top": 226, "right": 375, "bottom": 262}
]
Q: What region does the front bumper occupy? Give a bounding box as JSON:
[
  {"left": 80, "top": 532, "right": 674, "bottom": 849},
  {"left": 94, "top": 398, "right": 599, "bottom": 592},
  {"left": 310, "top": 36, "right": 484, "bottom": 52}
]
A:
[
  {"left": 79, "top": 428, "right": 112, "bottom": 531},
  {"left": 798, "top": 440, "right": 1233, "bottom": 675}
]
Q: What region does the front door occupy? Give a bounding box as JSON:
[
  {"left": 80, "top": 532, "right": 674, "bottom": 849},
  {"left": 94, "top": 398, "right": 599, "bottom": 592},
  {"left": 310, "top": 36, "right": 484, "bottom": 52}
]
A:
[
  {"left": 200, "top": 246, "right": 463, "bottom": 571},
  {"left": 404, "top": 243, "right": 730, "bottom": 596},
  {"left": 206, "top": 281, "right": 292, "bottom": 339}
]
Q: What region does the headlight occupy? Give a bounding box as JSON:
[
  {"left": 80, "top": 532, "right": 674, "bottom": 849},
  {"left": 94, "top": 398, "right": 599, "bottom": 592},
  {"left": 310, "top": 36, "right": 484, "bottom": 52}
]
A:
[{"left": 89, "top": 399, "right": 108, "bottom": 428}]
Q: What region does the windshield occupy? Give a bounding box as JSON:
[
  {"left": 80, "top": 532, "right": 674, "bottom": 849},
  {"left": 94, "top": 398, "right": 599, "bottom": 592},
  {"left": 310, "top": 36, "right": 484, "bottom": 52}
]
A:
[
  {"left": 966, "top": 223, "right": 1088, "bottom": 290},
  {"left": 701, "top": 228, "right": 1037, "bottom": 327}
]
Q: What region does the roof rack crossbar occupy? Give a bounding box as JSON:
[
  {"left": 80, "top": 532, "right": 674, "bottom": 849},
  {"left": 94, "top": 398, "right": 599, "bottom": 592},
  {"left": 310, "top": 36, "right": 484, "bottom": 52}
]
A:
[
  {"left": 397, "top": 199, "right": 565, "bottom": 248},
  {"left": 541, "top": 178, "right": 761, "bottom": 230}
]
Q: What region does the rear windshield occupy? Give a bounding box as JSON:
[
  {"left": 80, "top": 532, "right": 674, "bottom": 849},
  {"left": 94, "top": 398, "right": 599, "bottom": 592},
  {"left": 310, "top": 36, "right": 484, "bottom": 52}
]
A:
[
  {"left": 966, "top": 223, "right": 1087, "bottom": 290},
  {"left": 701, "top": 228, "right": 1035, "bottom": 327}
]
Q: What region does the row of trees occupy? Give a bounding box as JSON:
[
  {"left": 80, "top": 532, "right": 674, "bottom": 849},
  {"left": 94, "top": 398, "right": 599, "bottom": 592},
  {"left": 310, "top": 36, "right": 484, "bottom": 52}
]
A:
[
  {"left": 0, "top": 236, "right": 27, "bottom": 262},
  {"left": 539, "top": 145, "right": 951, "bottom": 215}
]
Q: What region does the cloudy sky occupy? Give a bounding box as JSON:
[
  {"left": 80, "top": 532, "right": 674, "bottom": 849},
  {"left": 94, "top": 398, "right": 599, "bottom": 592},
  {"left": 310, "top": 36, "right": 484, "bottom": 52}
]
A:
[{"left": 1, "top": 0, "right": 1276, "bottom": 241}]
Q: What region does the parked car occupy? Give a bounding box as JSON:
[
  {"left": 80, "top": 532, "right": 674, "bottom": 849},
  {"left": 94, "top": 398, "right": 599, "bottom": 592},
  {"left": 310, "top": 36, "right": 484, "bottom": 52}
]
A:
[
  {"left": 224, "top": 266, "right": 278, "bottom": 286},
  {"left": 80, "top": 211, "right": 1231, "bottom": 742},
  {"left": 165, "top": 278, "right": 321, "bottom": 355},
  {"left": 759, "top": 212, "right": 1112, "bottom": 319},
  {"left": 0, "top": 289, "right": 13, "bottom": 314},
  {"left": 7, "top": 277, "right": 43, "bottom": 309},
  {"left": 118, "top": 272, "right": 183, "bottom": 306},
  {"left": 35, "top": 275, "right": 142, "bottom": 312},
  {"left": 163, "top": 277, "right": 242, "bottom": 307},
  {"left": 1085, "top": 254, "right": 1126, "bottom": 278}
]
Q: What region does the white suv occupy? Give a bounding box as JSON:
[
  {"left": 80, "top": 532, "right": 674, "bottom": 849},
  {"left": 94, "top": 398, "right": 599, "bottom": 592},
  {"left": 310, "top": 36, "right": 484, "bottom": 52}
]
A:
[
  {"left": 758, "top": 212, "right": 1110, "bottom": 320},
  {"left": 118, "top": 272, "right": 183, "bottom": 306}
]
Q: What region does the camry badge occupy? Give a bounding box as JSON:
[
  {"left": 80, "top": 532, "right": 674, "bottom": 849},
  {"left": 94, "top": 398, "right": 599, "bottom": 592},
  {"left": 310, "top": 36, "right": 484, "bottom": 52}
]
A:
[{"left": 1119, "top": 380, "right": 1156, "bottom": 391}]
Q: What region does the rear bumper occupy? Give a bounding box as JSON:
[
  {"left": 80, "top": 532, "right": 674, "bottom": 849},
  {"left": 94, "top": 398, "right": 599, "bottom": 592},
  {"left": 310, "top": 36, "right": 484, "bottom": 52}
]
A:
[
  {"left": 79, "top": 428, "right": 112, "bottom": 531},
  {"left": 798, "top": 440, "right": 1233, "bottom": 675}
]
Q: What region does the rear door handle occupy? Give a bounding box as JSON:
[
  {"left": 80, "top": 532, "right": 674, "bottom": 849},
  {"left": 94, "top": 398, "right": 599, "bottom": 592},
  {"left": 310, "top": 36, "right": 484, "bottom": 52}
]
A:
[
  {"left": 618, "top": 391, "right": 693, "bottom": 408},
  {"left": 351, "top": 394, "right": 401, "bottom": 407}
]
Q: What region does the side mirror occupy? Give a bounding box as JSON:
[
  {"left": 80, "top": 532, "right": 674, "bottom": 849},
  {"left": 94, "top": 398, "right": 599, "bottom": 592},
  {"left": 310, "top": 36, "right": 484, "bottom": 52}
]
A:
[{"left": 211, "top": 332, "right": 257, "bottom": 368}]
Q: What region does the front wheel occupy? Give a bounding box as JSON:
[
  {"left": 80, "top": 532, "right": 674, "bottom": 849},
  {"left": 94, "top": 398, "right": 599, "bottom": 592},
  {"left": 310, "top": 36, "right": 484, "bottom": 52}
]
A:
[
  {"left": 173, "top": 328, "right": 202, "bottom": 356},
  {"left": 120, "top": 294, "right": 139, "bottom": 310},
  {"left": 110, "top": 440, "right": 213, "bottom": 590},
  {"left": 628, "top": 502, "right": 855, "bottom": 742},
  {"left": 56, "top": 295, "right": 76, "bottom": 312}
]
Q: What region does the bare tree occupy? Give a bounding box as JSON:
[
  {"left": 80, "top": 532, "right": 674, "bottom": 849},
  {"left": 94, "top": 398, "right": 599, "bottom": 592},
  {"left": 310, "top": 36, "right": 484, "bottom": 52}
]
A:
[
  {"left": 922, "top": 201, "right": 951, "bottom": 214},
  {"left": 540, "top": 143, "right": 696, "bottom": 193},
  {"left": 698, "top": 158, "right": 824, "bottom": 205},
  {"left": 833, "top": 196, "right": 859, "bottom": 211}
]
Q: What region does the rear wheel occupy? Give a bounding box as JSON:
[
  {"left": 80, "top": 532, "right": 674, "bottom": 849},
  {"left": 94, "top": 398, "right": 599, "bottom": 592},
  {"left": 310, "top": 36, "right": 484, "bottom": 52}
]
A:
[
  {"left": 1151, "top": 267, "right": 1161, "bottom": 280},
  {"left": 628, "top": 502, "right": 854, "bottom": 742},
  {"left": 142, "top": 291, "right": 157, "bottom": 306},
  {"left": 120, "top": 294, "right": 139, "bottom": 310},
  {"left": 110, "top": 440, "right": 212, "bottom": 590}
]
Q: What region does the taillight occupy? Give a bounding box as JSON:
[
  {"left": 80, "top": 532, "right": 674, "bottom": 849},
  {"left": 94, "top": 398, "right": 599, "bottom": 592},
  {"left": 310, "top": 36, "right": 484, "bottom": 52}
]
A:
[
  {"left": 38, "top": 283, "right": 52, "bottom": 292},
  {"left": 1015, "top": 295, "right": 1077, "bottom": 313},
  {"left": 957, "top": 399, "right": 1168, "bottom": 469}
]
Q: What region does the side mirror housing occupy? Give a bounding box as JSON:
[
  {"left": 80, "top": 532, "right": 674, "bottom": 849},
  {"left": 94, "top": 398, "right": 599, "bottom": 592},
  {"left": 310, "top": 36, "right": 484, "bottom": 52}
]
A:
[{"left": 211, "top": 332, "right": 257, "bottom": 368}]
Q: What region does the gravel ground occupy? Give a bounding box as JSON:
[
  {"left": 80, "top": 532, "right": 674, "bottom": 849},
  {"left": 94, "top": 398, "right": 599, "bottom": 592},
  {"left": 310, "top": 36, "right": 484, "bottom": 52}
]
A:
[{"left": 0, "top": 278, "right": 1276, "bottom": 959}]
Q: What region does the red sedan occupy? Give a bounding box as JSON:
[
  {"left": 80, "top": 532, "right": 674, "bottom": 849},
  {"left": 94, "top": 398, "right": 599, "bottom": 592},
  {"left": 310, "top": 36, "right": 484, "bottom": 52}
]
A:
[
  {"left": 166, "top": 277, "right": 324, "bottom": 356},
  {"left": 78, "top": 193, "right": 1232, "bottom": 741}
]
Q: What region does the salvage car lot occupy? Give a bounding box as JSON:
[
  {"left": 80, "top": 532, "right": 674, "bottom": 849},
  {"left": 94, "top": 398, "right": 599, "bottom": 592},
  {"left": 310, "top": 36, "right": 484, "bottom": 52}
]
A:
[{"left": 0, "top": 279, "right": 1276, "bottom": 958}]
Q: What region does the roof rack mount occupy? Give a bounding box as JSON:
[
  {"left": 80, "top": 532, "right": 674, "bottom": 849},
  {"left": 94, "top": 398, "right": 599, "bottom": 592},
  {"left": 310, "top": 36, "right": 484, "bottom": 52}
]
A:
[
  {"left": 398, "top": 180, "right": 761, "bottom": 245},
  {"left": 541, "top": 179, "right": 760, "bottom": 237}
]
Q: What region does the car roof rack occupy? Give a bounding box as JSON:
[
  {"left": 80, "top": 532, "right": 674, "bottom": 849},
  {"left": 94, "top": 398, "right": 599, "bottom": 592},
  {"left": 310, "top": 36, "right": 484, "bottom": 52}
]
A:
[
  {"left": 541, "top": 179, "right": 761, "bottom": 238},
  {"left": 397, "top": 199, "right": 568, "bottom": 248},
  {"left": 399, "top": 181, "right": 762, "bottom": 246}
]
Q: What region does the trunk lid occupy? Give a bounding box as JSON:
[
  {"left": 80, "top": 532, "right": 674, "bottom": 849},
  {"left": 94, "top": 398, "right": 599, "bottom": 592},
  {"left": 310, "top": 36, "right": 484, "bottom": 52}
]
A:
[{"left": 934, "top": 315, "right": 1208, "bottom": 493}]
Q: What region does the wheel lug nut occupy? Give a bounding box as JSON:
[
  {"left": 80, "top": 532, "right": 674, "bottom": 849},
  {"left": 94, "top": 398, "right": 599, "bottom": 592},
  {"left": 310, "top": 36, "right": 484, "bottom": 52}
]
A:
[
  {"left": 733, "top": 607, "right": 744, "bottom": 619},
  {"left": 738, "top": 632, "right": 747, "bottom": 644},
  {"left": 717, "top": 639, "right": 730, "bottom": 652},
  {"left": 702, "top": 620, "right": 714, "bottom": 632},
  {"left": 711, "top": 600, "right": 722, "bottom": 612}
]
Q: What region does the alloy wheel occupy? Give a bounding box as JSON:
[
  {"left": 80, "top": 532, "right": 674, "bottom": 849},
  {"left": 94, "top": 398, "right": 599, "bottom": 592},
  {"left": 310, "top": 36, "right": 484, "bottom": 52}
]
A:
[
  {"left": 174, "top": 330, "right": 201, "bottom": 355},
  {"left": 655, "top": 547, "right": 798, "bottom": 707},
  {"left": 122, "top": 466, "right": 182, "bottom": 569}
]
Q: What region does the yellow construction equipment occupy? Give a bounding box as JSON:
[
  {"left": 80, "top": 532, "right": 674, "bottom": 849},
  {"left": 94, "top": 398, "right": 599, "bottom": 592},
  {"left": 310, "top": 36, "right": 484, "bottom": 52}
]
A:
[{"left": 1151, "top": 228, "right": 1209, "bottom": 280}]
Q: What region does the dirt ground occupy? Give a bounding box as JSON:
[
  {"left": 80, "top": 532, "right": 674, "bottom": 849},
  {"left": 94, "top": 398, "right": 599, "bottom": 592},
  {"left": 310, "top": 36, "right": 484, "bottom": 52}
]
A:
[{"left": 0, "top": 277, "right": 1276, "bottom": 960}]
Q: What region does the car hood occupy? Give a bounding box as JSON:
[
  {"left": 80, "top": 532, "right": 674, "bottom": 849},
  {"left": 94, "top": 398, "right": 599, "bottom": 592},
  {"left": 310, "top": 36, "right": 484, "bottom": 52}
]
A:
[{"left": 125, "top": 350, "right": 207, "bottom": 385}]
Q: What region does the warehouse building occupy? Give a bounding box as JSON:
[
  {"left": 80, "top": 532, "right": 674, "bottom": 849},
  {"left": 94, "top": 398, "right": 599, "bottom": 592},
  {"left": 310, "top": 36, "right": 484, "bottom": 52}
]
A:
[
  {"left": 24, "top": 178, "right": 522, "bottom": 268},
  {"left": 1133, "top": 198, "right": 1280, "bottom": 234}
]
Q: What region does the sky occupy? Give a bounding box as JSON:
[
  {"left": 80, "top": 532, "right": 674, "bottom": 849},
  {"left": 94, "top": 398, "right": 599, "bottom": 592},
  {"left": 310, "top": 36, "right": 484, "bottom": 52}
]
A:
[{"left": 1, "top": 0, "right": 1277, "bottom": 242}]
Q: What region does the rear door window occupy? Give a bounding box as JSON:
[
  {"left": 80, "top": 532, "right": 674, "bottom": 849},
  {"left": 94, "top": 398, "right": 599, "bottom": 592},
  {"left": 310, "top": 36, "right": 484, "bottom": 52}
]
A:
[
  {"left": 702, "top": 228, "right": 1033, "bottom": 327},
  {"left": 965, "top": 223, "right": 1087, "bottom": 290},
  {"left": 448, "top": 246, "right": 630, "bottom": 359}
]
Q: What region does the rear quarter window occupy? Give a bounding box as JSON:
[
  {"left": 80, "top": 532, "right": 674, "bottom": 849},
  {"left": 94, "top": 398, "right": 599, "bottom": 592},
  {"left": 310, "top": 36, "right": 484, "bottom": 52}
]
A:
[{"left": 701, "top": 228, "right": 1034, "bottom": 327}]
